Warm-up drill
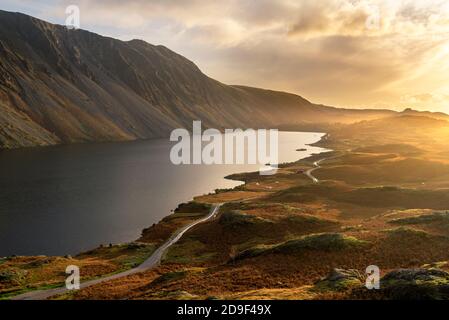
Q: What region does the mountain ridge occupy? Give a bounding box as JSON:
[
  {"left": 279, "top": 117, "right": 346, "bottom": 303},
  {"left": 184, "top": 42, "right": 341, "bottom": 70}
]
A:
[{"left": 0, "top": 10, "right": 420, "bottom": 149}]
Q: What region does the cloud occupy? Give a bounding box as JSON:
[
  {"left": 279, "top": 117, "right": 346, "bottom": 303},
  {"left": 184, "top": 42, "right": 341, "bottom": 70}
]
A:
[
  {"left": 6, "top": 0, "right": 449, "bottom": 111},
  {"left": 287, "top": 0, "right": 374, "bottom": 37},
  {"left": 401, "top": 93, "right": 449, "bottom": 111}
]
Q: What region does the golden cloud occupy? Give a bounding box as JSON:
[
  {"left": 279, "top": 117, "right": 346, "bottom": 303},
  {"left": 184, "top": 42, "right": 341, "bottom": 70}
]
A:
[{"left": 15, "top": 0, "right": 449, "bottom": 111}]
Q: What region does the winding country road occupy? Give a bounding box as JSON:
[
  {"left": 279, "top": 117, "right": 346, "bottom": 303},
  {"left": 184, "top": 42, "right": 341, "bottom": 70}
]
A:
[
  {"left": 11, "top": 148, "right": 333, "bottom": 300},
  {"left": 12, "top": 204, "right": 223, "bottom": 300},
  {"left": 304, "top": 158, "right": 327, "bottom": 183}
]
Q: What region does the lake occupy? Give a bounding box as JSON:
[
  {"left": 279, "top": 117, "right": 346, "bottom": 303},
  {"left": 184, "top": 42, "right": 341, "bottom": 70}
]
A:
[{"left": 0, "top": 132, "right": 328, "bottom": 256}]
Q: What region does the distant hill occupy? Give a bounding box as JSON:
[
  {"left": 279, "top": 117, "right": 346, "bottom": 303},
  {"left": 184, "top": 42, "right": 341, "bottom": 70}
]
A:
[
  {"left": 325, "top": 114, "right": 449, "bottom": 149},
  {"left": 0, "top": 10, "right": 407, "bottom": 149},
  {"left": 400, "top": 108, "right": 449, "bottom": 121}
]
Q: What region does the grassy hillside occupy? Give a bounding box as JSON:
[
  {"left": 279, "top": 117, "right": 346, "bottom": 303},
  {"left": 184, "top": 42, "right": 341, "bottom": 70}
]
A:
[{"left": 5, "top": 115, "right": 449, "bottom": 299}]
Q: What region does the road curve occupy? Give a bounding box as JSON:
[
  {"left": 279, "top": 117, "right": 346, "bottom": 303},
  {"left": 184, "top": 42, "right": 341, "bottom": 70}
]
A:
[
  {"left": 304, "top": 158, "right": 327, "bottom": 183},
  {"left": 11, "top": 204, "right": 223, "bottom": 300}
]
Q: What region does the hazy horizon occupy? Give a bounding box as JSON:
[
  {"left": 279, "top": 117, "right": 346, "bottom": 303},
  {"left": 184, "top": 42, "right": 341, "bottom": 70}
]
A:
[{"left": 2, "top": 0, "right": 449, "bottom": 113}]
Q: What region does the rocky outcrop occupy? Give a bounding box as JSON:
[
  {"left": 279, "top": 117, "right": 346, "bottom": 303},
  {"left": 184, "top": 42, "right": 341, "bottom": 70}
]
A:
[
  {"left": 314, "top": 268, "right": 364, "bottom": 291},
  {"left": 379, "top": 268, "right": 449, "bottom": 300}
]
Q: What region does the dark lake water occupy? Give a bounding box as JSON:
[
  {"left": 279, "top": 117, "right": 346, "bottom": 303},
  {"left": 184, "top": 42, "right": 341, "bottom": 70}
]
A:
[{"left": 0, "top": 132, "right": 328, "bottom": 256}]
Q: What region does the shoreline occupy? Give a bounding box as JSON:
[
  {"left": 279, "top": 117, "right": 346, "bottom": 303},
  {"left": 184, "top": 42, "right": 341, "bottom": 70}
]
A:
[
  {"left": 137, "top": 131, "right": 331, "bottom": 252},
  {"left": 2, "top": 131, "right": 330, "bottom": 258},
  {"left": 5, "top": 113, "right": 449, "bottom": 300},
  {"left": 11, "top": 204, "right": 223, "bottom": 300},
  {"left": 1, "top": 132, "right": 331, "bottom": 299}
]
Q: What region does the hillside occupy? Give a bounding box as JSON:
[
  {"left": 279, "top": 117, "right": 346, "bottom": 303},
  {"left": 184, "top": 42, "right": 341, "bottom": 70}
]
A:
[
  {"left": 5, "top": 114, "right": 449, "bottom": 300},
  {"left": 0, "top": 10, "right": 395, "bottom": 149}
]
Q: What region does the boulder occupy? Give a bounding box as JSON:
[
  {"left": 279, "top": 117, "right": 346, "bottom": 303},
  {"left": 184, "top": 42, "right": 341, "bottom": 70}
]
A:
[
  {"left": 314, "top": 268, "right": 363, "bottom": 292},
  {"left": 380, "top": 268, "right": 449, "bottom": 300}
]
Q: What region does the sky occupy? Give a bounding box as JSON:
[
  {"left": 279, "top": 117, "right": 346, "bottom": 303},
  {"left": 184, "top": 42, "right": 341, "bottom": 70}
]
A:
[{"left": 2, "top": 0, "right": 449, "bottom": 112}]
